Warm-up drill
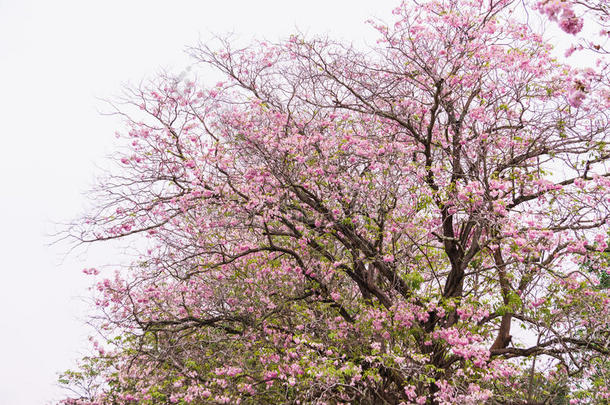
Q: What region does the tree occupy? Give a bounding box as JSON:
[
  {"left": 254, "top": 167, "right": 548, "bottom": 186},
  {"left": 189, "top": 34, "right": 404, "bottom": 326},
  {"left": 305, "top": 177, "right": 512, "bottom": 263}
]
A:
[
  {"left": 60, "top": 0, "right": 610, "bottom": 403},
  {"left": 535, "top": 0, "right": 609, "bottom": 48}
]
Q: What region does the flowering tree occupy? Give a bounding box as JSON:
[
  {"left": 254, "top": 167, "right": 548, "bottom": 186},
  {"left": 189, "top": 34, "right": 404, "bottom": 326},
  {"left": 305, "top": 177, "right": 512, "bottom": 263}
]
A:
[
  {"left": 537, "top": 0, "right": 610, "bottom": 111},
  {"left": 535, "top": 0, "right": 608, "bottom": 45},
  {"left": 60, "top": 0, "right": 610, "bottom": 403}
]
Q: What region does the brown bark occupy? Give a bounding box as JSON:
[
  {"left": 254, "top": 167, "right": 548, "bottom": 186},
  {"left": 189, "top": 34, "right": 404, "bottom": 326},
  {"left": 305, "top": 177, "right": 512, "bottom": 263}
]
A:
[{"left": 490, "top": 248, "right": 513, "bottom": 350}]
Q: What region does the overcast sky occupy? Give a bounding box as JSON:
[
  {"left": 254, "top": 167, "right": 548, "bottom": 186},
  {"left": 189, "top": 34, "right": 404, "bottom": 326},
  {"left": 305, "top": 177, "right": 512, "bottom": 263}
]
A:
[{"left": 0, "top": 1, "right": 401, "bottom": 403}]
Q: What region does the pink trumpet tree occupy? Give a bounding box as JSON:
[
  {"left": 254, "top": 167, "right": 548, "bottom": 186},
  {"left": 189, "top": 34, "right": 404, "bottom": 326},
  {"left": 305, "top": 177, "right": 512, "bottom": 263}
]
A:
[{"left": 60, "top": 0, "right": 610, "bottom": 403}]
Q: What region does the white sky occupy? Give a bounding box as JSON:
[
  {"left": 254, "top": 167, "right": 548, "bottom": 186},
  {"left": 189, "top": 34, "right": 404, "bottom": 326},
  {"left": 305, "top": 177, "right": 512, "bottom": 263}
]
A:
[{"left": 0, "top": 1, "right": 397, "bottom": 403}]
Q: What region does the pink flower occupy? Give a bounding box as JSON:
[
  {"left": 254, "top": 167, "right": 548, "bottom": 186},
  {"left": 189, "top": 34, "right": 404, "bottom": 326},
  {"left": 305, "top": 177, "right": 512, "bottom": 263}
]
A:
[
  {"left": 567, "top": 88, "right": 585, "bottom": 108},
  {"left": 559, "top": 15, "right": 583, "bottom": 35}
]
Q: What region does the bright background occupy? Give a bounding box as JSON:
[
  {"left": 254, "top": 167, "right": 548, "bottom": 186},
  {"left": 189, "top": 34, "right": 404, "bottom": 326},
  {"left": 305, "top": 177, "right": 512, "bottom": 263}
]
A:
[{"left": 0, "top": 1, "right": 397, "bottom": 403}]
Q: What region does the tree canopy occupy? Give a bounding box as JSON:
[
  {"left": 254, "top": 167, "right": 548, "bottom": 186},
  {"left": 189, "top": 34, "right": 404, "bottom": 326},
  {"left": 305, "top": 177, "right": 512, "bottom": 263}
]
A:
[{"left": 60, "top": 0, "right": 610, "bottom": 403}]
